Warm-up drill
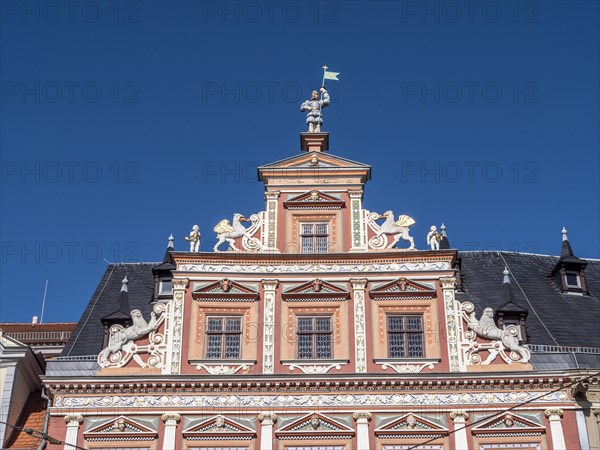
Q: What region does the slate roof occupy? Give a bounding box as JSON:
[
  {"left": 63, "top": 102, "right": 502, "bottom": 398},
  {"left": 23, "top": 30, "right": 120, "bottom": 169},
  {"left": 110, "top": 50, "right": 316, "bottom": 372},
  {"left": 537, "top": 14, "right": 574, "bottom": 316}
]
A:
[
  {"left": 61, "top": 263, "right": 158, "bottom": 357},
  {"left": 457, "top": 251, "right": 600, "bottom": 348}
]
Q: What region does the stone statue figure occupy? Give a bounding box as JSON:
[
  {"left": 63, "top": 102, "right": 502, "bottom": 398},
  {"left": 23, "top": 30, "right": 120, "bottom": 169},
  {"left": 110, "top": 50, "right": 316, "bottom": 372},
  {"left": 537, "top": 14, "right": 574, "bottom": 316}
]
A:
[
  {"left": 184, "top": 225, "right": 201, "bottom": 252},
  {"left": 427, "top": 225, "right": 442, "bottom": 251},
  {"left": 301, "top": 87, "right": 330, "bottom": 132},
  {"left": 98, "top": 309, "right": 162, "bottom": 367},
  {"left": 213, "top": 213, "right": 251, "bottom": 252},
  {"left": 376, "top": 211, "right": 416, "bottom": 249},
  {"left": 467, "top": 307, "right": 530, "bottom": 363}
]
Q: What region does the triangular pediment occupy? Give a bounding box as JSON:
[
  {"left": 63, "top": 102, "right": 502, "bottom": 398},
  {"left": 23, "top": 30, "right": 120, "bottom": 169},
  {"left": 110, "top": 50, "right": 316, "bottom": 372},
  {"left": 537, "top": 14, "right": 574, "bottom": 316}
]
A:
[
  {"left": 276, "top": 413, "right": 354, "bottom": 438},
  {"left": 183, "top": 415, "right": 255, "bottom": 438},
  {"left": 192, "top": 279, "right": 259, "bottom": 301},
  {"left": 84, "top": 416, "right": 157, "bottom": 440},
  {"left": 282, "top": 279, "right": 350, "bottom": 301},
  {"left": 375, "top": 414, "right": 448, "bottom": 437},
  {"left": 370, "top": 278, "right": 436, "bottom": 299},
  {"left": 472, "top": 413, "right": 544, "bottom": 434},
  {"left": 259, "top": 152, "right": 371, "bottom": 170}
]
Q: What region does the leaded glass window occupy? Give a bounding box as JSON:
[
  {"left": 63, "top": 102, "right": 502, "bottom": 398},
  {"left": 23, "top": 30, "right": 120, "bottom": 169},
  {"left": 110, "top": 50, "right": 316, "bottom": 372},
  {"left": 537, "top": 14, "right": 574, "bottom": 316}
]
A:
[
  {"left": 205, "top": 317, "right": 242, "bottom": 359},
  {"left": 300, "top": 223, "right": 329, "bottom": 254},
  {"left": 297, "top": 316, "right": 332, "bottom": 359},
  {"left": 387, "top": 315, "right": 424, "bottom": 358}
]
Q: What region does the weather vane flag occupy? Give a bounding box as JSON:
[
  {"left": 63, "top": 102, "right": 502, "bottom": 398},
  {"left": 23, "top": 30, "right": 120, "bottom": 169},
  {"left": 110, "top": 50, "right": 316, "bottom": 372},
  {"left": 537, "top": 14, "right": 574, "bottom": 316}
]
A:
[{"left": 300, "top": 65, "right": 341, "bottom": 133}]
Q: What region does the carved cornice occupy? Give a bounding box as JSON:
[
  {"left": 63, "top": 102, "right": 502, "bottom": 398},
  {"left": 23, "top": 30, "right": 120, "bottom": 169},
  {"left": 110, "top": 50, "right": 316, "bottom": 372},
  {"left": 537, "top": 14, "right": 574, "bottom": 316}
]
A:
[
  {"left": 449, "top": 410, "right": 469, "bottom": 422},
  {"left": 172, "top": 278, "right": 190, "bottom": 290},
  {"left": 440, "top": 277, "right": 456, "bottom": 289},
  {"left": 162, "top": 413, "right": 181, "bottom": 423},
  {"left": 350, "top": 278, "right": 368, "bottom": 289},
  {"left": 262, "top": 279, "right": 279, "bottom": 290}
]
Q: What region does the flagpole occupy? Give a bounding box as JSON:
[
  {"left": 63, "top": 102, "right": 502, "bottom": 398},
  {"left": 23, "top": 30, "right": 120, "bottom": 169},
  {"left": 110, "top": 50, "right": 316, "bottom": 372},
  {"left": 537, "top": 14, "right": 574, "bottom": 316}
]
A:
[{"left": 317, "top": 65, "right": 327, "bottom": 132}]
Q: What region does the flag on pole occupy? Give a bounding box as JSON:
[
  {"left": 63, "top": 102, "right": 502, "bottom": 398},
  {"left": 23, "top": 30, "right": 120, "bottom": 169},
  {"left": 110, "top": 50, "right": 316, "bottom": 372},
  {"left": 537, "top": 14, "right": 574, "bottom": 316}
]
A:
[{"left": 323, "top": 71, "right": 340, "bottom": 81}]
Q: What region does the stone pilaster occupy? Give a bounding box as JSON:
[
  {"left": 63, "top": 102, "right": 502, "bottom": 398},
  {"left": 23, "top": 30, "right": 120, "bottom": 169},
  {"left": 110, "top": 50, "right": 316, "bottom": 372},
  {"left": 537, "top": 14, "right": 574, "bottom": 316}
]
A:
[
  {"left": 262, "top": 280, "right": 278, "bottom": 374},
  {"left": 63, "top": 414, "right": 83, "bottom": 450},
  {"left": 164, "top": 278, "right": 189, "bottom": 374},
  {"left": 353, "top": 412, "right": 371, "bottom": 450},
  {"left": 162, "top": 413, "right": 181, "bottom": 450},
  {"left": 350, "top": 278, "right": 368, "bottom": 373},
  {"left": 348, "top": 189, "right": 366, "bottom": 251},
  {"left": 450, "top": 410, "right": 469, "bottom": 450},
  {"left": 545, "top": 408, "right": 566, "bottom": 450},
  {"left": 264, "top": 191, "right": 280, "bottom": 253},
  {"left": 440, "top": 277, "right": 464, "bottom": 372},
  {"left": 258, "top": 413, "right": 277, "bottom": 450}
]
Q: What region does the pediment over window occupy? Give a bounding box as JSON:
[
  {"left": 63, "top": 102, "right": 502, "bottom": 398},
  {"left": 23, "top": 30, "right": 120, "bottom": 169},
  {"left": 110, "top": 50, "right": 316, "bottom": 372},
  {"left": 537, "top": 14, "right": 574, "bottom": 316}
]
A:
[
  {"left": 282, "top": 279, "right": 350, "bottom": 301},
  {"left": 369, "top": 278, "right": 436, "bottom": 300},
  {"left": 276, "top": 413, "right": 355, "bottom": 440},
  {"left": 84, "top": 416, "right": 158, "bottom": 441},
  {"left": 192, "top": 279, "right": 259, "bottom": 301},
  {"left": 375, "top": 413, "right": 448, "bottom": 439},
  {"left": 283, "top": 191, "right": 346, "bottom": 210},
  {"left": 471, "top": 412, "right": 545, "bottom": 436},
  {"left": 183, "top": 415, "right": 256, "bottom": 439}
]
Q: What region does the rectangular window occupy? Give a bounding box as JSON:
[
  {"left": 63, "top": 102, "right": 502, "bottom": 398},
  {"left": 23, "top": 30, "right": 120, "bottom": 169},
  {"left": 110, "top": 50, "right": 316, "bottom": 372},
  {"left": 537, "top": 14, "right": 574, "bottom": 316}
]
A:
[
  {"left": 205, "top": 317, "right": 242, "bottom": 359},
  {"left": 387, "top": 315, "right": 424, "bottom": 358},
  {"left": 297, "top": 316, "right": 332, "bottom": 359},
  {"left": 159, "top": 278, "right": 173, "bottom": 294},
  {"left": 300, "top": 223, "right": 329, "bottom": 254},
  {"left": 566, "top": 272, "right": 580, "bottom": 287}
]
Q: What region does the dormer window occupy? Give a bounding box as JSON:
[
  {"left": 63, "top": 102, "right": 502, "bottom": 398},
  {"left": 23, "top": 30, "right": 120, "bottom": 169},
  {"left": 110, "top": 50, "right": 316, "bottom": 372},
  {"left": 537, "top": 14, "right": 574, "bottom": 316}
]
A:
[
  {"left": 301, "top": 223, "right": 329, "bottom": 254},
  {"left": 565, "top": 272, "right": 580, "bottom": 288},
  {"left": 159, "top": 278, "right": 173, "bottom": 295}
]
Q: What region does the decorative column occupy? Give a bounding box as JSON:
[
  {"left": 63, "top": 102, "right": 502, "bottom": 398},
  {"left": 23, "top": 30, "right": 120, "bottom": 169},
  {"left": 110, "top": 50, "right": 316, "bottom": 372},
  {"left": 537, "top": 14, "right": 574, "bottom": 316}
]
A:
[
  {"left": 353, "top": 412, "right": 371, "bottom": 450},
  {"left": 164, "top": 278, "right": 189, "bottom": 374},
  {"left": 262, "top": 280, "right": 278, "bottom": 374},
  {"left": 263, "top": 191, "right": 280, "bottom": 253},
  {"left": 162, "top": 413, "right": 181, "bottom": 450},
  {"left": 450, "top": 410, "right": 469, "bottom": 450},
  {"left": 350, "top": 278, "right": 368, "bottom": 373},
  {"left": 258, "top": 413, "right": 277, "bottom": 450},
  {"left": 545, "top": 408, "right": 566, "bottom": 450},
  {"left": 63, "top": 414, "right": 83, "bottom": 450},
  {"left": 440, "top": 277, "right": 464, "bottom": 372},
  {"left": 348, "top": 189, "right": 366, "bottom": 251}
]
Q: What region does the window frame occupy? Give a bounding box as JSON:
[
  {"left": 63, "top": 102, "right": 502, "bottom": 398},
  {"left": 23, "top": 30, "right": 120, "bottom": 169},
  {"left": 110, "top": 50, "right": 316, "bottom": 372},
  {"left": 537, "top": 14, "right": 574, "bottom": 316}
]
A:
[
  {"left": 296, "top": 315, "right": 333, "bottom": 360},
  {"left": 204, "top": 316, "right": 243, "bottom": 360},
  {"left": 386, "top": 314, "right": 425, "bottom": 359},
  {"left": 300, "top": 222, "right": 330, "bottom": 254},
  {"left": 159, "top": 278, "right": 173, "bottom": 295},
  {"left": 565, "top": 271, "right": 581, "bottom": 288}
]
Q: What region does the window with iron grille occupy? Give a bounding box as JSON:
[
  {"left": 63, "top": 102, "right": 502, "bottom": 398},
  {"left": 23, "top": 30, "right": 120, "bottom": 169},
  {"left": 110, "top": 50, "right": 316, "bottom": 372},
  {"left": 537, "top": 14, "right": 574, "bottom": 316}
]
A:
[
  {"left": 387, "top": 315, "right": 424, "bottom": 358},
  {"left": 205, "top": 317, "right": 242, "bottom": 359},
  {"left": 300, "top": 223, "right": 329, "bottom": 254},
  {"left": 297, "top": 316, "right": 332, "bottom": 359}
]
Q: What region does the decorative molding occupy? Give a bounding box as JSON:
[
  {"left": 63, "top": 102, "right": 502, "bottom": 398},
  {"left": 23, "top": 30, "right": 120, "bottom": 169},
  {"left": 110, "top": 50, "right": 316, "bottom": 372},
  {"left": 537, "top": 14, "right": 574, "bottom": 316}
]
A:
[
  {"left": 264, "top": 191, "right": 280, "bottom": 252},
  {"left": 262, "top": 279, "right": 278, "bottom": 374},
  {"left": 194, "top": 361, "right": 254, "bottom": 375},
  {"left": 164, "top": 278, "right": 188, "bottom": 375},
  {"left": 64, "top": 414, "right": 83, "bottom": 425},
  {"left": 56, "top": 390, "right": 569, "bottom": 409},
  {"left": 353, "top": 412, "right": 372, "bottom": 421},
  {"left": 376, "top": 360, "right": 437, "bottom": 373},
  {"left": 283, "top": 360, "right": 346, "bottom": 374},
  {"left": 258, "top": 413, "right": 277, "bottom": 424},
  {"left": 544, "top": 408, "right": 564, "bottom": 420},
  {"left": 449, "top": 410, "right": 469, "bottom": 422},
  {"left": 178, "top": 261, "right": 450, "bottom": 273},
  {"left": 441, "top": 277, "right": 463, "bottom": 372},
  {"left": 351, "top": 278, "right": 368, "bottom": 373}
]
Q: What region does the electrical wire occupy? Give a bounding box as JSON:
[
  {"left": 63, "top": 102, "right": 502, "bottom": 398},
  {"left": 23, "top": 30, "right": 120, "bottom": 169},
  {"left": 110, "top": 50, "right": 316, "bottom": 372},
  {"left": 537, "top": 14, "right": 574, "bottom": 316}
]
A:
[
  {"left": 405, "top": 370, "right": 600, "bottom": 450},
  {"left": 0, "top": 419, "right": 87, "bottom": 450}
]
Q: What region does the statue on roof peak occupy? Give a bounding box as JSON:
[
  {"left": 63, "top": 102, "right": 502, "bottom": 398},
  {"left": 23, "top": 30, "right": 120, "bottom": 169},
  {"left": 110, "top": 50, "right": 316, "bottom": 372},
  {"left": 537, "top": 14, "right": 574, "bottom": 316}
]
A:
[{"left": 300, "top": 66, "right": 340, "bottom": 132}]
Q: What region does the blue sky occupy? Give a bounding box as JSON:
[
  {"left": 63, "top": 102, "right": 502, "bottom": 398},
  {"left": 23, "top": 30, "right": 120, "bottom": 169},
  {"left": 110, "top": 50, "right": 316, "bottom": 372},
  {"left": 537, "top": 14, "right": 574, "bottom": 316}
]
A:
[{"left": 1, "top": 1, "right": 598, "bottom": 323}]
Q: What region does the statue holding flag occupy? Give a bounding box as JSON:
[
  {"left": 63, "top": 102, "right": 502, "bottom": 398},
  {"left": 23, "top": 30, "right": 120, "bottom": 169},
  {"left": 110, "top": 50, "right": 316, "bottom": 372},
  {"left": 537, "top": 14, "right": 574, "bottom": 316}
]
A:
[{"left": 300, "top": 66, "right": 339, "bottom": 133}]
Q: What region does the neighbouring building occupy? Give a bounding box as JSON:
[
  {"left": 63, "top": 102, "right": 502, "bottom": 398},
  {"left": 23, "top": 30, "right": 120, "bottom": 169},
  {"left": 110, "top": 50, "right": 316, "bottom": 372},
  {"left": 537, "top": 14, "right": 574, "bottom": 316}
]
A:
[{"left": 30, "top": 130, "right": 599, "bottom": 450}]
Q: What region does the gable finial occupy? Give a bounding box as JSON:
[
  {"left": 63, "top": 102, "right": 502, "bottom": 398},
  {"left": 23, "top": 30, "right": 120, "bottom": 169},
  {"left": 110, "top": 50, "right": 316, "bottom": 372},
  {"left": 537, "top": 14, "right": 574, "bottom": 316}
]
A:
[
  {"left": 121, "top": 275, "right": 129, "bottom": 293},
  {"left": 168, "top": 234, "right": 174, "bottom": 248},
  {"left": 503, "top": 267, "right": 510, "bottom": 284},
  {"left": 440, "top": 222, "right": 447, "bottom": 237},
  {"left": 562, "top": 226, "right": 568, "bottom": 241}
]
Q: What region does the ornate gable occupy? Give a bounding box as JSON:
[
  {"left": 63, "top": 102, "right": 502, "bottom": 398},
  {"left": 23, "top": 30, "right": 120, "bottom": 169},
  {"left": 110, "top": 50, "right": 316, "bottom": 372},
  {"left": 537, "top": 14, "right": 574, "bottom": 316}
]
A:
[
  {"left": 375, "top": 413, "right": 448, "bottom": 439},
  {"left": 369, "top": 278, "right": 436, "bottom": 300},
  {"left": 283, "top": 190, "right": 346, "bottom": 210},
  {"left": 471, "top": 412, "right": 545, "bottom": 437},
  {"left": 84, "top": 416, "right": 158, "bottom": 442},
  {"left": 192, "top": 279, "right": 259, "bottom": 302},
  {"left": 182, "top": 415, "right": 256, "bottom": 440},
  {"left": 276, "top": 413, "right": 355, "bottom": 440},
  {"left": 282, "top": 279, "right": 350, "bottom": 301}
]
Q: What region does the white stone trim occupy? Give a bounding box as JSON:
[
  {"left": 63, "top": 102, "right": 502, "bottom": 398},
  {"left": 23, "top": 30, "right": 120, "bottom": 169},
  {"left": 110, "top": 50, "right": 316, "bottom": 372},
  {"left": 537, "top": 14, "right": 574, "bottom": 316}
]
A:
[
  {"left": 161, "top": 413, "right": 180, "bottom": 450},
  {"left": 351, "top": 278, "right": 368, "bottom": 373},
  {"left": 545, "top": 408, "right": 566, "bottom": 450},
  {"left": 178, "top": 261, "right": 450, "bottom": 273},
  {"left": 164, "top": 278, "right": 188, "bottom": 374},
  {"left": 262, "top": 280, "right": 278, "bottom": 374},
  {"left": 353, "top": 412, "right": 371, "bottom": 450},
  {"left": 440, "top": 277, "right": 464, "bottom": 372},
  {"left": 64, "top": 414, "right": 83, "bottom": 450}
]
